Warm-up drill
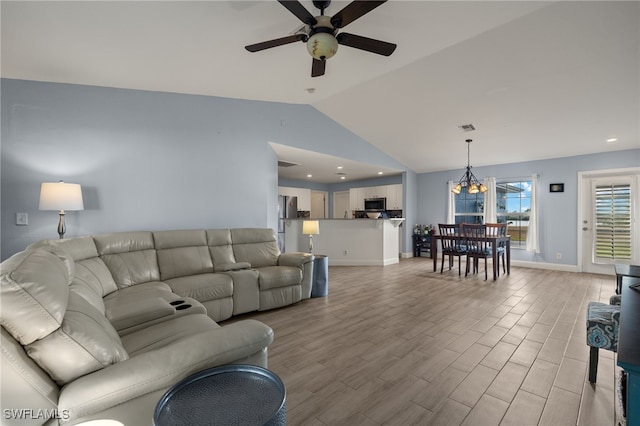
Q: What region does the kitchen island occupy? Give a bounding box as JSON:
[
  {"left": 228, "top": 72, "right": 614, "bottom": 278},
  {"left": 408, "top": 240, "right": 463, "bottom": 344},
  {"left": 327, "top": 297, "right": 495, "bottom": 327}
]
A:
[{"left": 283, "top": 218, "right": 404, "bottom": 266}]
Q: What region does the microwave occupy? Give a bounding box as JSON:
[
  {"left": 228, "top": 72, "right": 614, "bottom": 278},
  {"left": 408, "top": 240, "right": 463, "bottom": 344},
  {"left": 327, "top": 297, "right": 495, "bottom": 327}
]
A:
[{"left": 364, "top": 197, "right": 386, "bottom": 212}]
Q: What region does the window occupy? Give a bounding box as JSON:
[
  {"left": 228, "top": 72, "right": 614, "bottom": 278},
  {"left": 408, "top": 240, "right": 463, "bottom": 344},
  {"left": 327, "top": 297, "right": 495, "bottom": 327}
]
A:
[
  {"left": 496, "top": 179, "right": 532, "bottom": 248},
  {"left": 452, "top": 177, "right": 533, "bottom": 248},
  {"left": 594, "top": 182, "right": 632, "bottom": 261},
  {"left": 453, "top": 191, "right": 484, "bottom": 225}
]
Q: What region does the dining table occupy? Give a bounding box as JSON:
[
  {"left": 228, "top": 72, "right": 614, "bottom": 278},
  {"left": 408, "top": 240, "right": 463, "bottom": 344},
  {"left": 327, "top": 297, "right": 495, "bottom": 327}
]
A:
[{"left": 431, "top": 233, "right": 511, "bottom": 281}]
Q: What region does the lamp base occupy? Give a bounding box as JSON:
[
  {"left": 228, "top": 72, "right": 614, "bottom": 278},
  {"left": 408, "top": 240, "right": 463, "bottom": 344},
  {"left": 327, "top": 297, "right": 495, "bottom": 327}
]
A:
[
  {"left": 308, "top": 235, "right": 313, "bottom": 254},
  {"left": 57, "top": 211, "right": 66, "bottom": 239}
]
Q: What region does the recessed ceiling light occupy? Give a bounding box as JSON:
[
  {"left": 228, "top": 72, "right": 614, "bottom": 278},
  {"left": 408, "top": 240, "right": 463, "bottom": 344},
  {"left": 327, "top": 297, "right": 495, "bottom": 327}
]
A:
[
  {"left": 337, "top": 165, "right": 343, "bottom": 170},
  {"left": 378, "top": 171, "right": 384, "bottom": 175},
  {"left": 606, "top": 137, "right": 618, "bottom": 143},
  {"left": 307, "top": 174, "right": 312, "bottom": 178},
  {"left": 306, "top": 88, "right": 315, "bottom": 94},
  {"left": 340, "top": 176, "right": 346, "bottom": 180}
]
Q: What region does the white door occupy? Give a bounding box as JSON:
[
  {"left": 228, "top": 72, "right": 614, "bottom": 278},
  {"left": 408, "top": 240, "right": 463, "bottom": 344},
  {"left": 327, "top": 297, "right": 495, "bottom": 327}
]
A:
[
  {"left": 333, "top": 190, "right": 350, "bottom": 219},
  {"left": 310, "top": 191, "right": 327, "bottom": 219},
  {"left": 579, "top": 168, "right": 640, "bottom": 274}
]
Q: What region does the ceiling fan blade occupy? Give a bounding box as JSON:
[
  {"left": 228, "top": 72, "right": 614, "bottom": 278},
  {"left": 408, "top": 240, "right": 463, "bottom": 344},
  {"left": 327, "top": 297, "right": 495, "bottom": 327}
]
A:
[
  {"left": 277, "top": 0, "right": 317, "bottom": 26},
  {"left": 245, "top": 33, "right": 307, "bottom": 52},
  {"left": 330, "top": 0, "right": 387, "bottom": 29},
  {"left": 311, "top": 58, "right": 326, "bottom": 77},
  {"left": 336, "top": 32, "right": 396, "bottom": 56}
]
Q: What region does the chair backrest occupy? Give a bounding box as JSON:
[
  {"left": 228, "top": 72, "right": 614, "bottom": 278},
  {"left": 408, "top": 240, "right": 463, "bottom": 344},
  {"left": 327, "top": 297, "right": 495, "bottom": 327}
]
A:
[
  {"left": 486, "top": 223, "right": 508, "bottom": 248},
  {"left": 461, "top": 223, "right": 490, "bottom": 255},
  {"left": 485, "top": 223, "right": 507, "bottom": 237},
  {"left": 438, "top": 224, "right": 463, "bottom": 253}
]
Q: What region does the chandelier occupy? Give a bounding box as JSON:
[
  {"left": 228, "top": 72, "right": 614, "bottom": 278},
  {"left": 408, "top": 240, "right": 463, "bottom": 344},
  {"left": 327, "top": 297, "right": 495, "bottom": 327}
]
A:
[{"left": 452, "top": 139, "right": 488, "bottom": 194}]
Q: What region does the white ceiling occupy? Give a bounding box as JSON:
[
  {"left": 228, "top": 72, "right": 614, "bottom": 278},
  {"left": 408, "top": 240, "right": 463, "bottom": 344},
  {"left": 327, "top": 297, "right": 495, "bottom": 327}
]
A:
[{"left": 2, "top": 1, "right": 638, "bottom": 183}]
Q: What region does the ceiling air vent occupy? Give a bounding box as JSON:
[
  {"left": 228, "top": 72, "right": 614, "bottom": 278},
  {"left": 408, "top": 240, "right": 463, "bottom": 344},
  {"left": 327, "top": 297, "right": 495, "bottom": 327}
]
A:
[
  {"left": 458, "top": 124, "right": 476, "bottom": 132},
  {"left": 278, "top": 160, "right": 299, "bottom": 168}
]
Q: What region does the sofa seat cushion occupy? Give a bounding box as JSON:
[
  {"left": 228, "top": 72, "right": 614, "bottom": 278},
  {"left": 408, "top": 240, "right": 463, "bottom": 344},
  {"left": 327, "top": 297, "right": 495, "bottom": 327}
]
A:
[
  {"left": 103, "top": 281, "right": 174, "bottom": 307},
  {"left": 120, "top": 314, "right": 220, "bottom": 357},
  {"left": 26, "top": 291, "right": 129, "bottom": 386},
  {"left": 257, "top": 266, "right": 303, "bottom": 291},
  {"left": 166, "top": 273, "right": 233, "bottom": 302}
]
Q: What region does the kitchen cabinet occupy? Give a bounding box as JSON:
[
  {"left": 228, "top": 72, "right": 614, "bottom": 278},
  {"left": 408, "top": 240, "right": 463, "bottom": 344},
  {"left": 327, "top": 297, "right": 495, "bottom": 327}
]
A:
[
  {"left": 386, "top": 184, "right": 403, "bottom": 210},
  {"left": 361, "top": 186, "right": 387, "bottom": 199},
  {"left": 348, "top": 184, "right": 403, "bottom": 211},
  {"left": 278, "top": 187, "right": 311, "bottom": 211},
  {"left": 349, "top": 188, "right": 363, "bottom": 211}
]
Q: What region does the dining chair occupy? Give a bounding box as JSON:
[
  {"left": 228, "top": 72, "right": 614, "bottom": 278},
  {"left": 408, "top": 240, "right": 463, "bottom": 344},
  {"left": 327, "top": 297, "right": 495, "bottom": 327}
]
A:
[
  {"left": 438, "top": 224, "right": 466, "bottom": 275},
  {"left": 486, "top": 223, "right": 507, "bottom": 277},
  {"left": 461, "top": 223, "right": 491, "bottom": 280}
]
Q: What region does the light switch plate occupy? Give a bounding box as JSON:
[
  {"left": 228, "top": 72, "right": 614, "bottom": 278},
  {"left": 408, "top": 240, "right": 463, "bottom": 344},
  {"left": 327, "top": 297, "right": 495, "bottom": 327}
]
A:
[{"left": 16, "top": 212, "right": 28, "bottom": 226}]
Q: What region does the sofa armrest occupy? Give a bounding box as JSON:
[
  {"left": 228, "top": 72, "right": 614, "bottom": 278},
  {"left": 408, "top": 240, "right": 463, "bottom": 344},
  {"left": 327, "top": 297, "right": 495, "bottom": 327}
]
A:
[
  {"left": 58, "top": 319, "right": 273, "bottom": 423},
  {"left": 106, "top": 297, "right": 176, "bottom": 331},
  {"left": 278, "top": 252, "right": 314, "bottom": 268}
]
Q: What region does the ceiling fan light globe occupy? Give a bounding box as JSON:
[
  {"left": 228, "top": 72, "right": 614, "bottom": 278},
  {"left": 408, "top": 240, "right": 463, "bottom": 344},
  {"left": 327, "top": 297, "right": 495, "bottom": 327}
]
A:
[{"left": 307, "top": 32, "right": 338, "bottom": 60}]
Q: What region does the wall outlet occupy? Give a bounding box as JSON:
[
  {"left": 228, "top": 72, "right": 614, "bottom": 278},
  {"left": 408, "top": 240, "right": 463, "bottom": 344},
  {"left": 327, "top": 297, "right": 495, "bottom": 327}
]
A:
[
  {"left": 16, "top": 212, "right": 28, "bottom": 226},
  {"left": 556, "top": 253, "right": 562, "bottom": 260},
  {"left": 343, "top": 250, "right": 348, "bottom": 256}
]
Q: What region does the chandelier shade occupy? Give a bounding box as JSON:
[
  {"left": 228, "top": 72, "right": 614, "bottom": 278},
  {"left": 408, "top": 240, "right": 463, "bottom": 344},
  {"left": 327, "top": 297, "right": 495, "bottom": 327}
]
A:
[{"left": 452, "top": 139, "right": 488, "bottom": 195}]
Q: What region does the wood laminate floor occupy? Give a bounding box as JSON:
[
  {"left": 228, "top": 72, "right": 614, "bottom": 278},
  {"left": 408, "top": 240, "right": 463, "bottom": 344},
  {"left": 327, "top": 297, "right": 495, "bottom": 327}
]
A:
[{"left": 227, "top": 258, "right": 619, "bottom": 426}]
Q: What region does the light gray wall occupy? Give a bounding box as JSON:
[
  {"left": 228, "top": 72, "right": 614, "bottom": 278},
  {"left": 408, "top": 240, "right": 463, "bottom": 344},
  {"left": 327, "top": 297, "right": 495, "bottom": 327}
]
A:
[
  {"left": 1, "top": 79, "right": 409, "bottom": 259},
  {"left": 417, "top": 149, "right": 640, "bottom": 266}
]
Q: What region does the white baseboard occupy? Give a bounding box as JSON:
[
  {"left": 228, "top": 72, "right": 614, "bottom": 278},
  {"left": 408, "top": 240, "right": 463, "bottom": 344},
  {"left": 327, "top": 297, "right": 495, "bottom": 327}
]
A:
[
  {"left": 406, "top": 254, "right": 579, "bottom": 273},
  {"left": 510, "top": 260, "right": 578, "bottom": 273}
]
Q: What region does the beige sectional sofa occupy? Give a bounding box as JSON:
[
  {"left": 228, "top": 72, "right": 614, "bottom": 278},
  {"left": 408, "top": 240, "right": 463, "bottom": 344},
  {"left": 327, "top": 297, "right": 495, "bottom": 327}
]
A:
[{"left": 1, "top": 228, "right": 314, "bottom": 425}]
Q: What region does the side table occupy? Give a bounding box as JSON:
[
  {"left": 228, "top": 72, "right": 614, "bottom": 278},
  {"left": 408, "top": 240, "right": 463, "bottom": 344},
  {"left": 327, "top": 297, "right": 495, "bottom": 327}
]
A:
[
  {"left": 154, "top": 365, "right": 286, "bottom": 426},
  {"left": 311, "top": 255, "right": 329, "bottom": 297},
  {"left": 615, "top": 264, "right": 640, "bottom": 294}
]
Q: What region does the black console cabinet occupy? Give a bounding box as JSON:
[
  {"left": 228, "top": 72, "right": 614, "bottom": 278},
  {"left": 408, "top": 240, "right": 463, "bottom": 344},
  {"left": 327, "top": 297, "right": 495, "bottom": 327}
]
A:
[{"left": 413, "top": 234, "right": 433, "bottom": 258}]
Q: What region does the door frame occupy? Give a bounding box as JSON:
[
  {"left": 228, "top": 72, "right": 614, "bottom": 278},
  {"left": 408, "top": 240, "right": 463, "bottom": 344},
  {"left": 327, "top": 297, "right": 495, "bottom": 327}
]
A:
[{"left": 577, "top": 167, "right": 640, "bottom": 273}]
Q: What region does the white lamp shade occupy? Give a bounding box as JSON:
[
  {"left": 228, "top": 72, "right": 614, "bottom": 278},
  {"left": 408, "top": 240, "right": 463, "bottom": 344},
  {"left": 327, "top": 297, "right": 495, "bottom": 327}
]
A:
[
  {"left": 302, "top": 220, "right": 320, "bottom": 235},
  {"left": 306, "top": 32, "right": 338, "bottom": 60},
  {"left": 39, "top": 182, "right": 84, "bottom": 211}
]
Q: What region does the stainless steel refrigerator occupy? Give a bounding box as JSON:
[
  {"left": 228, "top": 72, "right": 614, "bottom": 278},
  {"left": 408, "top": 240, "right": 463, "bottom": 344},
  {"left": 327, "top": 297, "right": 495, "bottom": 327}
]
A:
[{"left": 277, "top": 195, "right": 297, "bottom": 252}]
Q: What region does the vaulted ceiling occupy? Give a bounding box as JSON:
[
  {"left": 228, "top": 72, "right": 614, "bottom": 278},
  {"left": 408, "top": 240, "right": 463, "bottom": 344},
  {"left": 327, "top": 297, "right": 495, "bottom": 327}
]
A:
[{"left": 2, "top": 1, "right": 638, "bottom": 183}]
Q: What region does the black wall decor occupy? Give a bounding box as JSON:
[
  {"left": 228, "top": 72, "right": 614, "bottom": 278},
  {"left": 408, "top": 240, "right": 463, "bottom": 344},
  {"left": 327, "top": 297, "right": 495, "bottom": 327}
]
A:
[{"left": 550, "top": 183, "right": 564, "bottom": 193}]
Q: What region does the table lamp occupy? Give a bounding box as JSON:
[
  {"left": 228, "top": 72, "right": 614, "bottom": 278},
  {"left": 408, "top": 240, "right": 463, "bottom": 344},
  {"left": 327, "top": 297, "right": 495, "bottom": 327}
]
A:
[
  {"left": 302, "top": 220, "right": 319, "bottom": 253},
  {"left": 39, "top": 181, "right": 84, "bottom": 239}
]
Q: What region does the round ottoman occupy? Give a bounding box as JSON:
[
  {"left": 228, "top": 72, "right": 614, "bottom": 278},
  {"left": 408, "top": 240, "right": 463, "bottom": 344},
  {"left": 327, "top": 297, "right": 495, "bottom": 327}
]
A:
[{"left": 154, "top": 365, "right": 286, "bottom": 426}]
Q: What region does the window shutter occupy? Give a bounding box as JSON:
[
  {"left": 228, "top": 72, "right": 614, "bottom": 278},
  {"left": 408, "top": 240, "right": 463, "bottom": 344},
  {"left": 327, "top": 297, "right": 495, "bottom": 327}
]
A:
[{"left": 594, "top": 183, "right": 632, "bottom": 260}]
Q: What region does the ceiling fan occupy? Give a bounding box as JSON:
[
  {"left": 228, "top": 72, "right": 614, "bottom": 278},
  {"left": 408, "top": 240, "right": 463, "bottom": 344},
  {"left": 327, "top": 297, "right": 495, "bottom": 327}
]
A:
[{"left": 245, "top": 0, "right": 397, "bottom": 77}]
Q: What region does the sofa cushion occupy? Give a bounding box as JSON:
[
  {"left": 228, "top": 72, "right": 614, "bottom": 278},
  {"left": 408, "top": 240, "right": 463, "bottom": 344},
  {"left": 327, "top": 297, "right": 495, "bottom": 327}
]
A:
[
  {"left": 120, "top": 314, "right": 220, "bottom": 357},
  {"left": 257, "top": 266, "right": 303, "bottom": 290},
  {"left": 230, "top": 228, "right": 280, "bottom": 268},
  {"left": 0, "top": 247, "right": 72, "bottom": 345},
  {"left": 166, "top": 274, "right": 233, "bottom": 302},
  {"left": 155, "top": 230, "right": 213, "bottom": 280},
  {"left": 94, "top": 232, "right": 160, "bottom": 287},
  {"left": 72, "top": 257, "right": 118, "bottom": 312},
  {"left": 28, "top": 237, "right": 118, "bottom": 311},
  {"left": 26, "top": 291, "right": 129, "bottom": 386},
  {"left": 206, "top": 229, "right": 237, "bottom": 270},
  {"left": 103, "top": 281, "right": 174, "bottom": 306}
]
